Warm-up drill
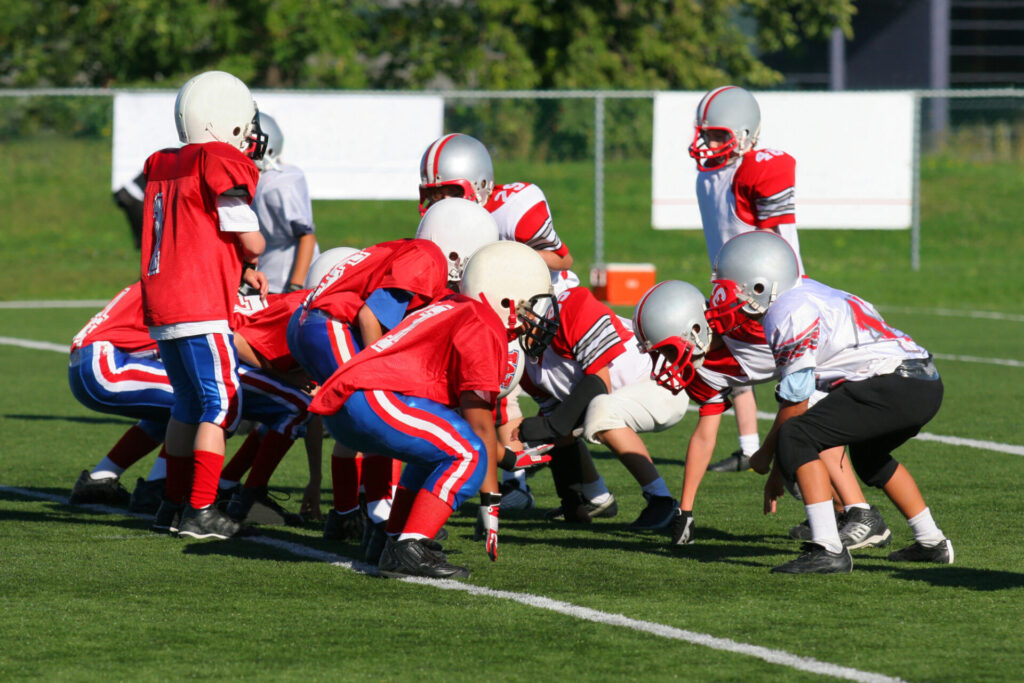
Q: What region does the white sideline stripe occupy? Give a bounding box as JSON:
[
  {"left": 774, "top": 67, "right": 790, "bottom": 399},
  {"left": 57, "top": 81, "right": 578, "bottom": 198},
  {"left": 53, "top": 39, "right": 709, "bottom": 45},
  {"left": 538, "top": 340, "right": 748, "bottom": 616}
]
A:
[
  {"left": 879, "top": 306, "right": 1024, "bottom": 323},
  {"left": 932, "top": 353, "right": 1024, "bottom": 368},
  {"left": 0, "top": 336, "right": 68, "bottom": 353},
  {"left": 0, "top": 485, "right": 901, "bottom": 683},
  {"left": 0, "top": 300, "right": 109, "bottom": 309}
]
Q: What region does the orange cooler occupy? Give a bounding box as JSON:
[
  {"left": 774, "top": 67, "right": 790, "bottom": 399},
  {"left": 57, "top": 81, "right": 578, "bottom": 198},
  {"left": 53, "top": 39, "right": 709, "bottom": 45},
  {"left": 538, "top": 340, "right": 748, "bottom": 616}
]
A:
[{"left": 590, "top": 263, "right": 657, "bottom": 306}]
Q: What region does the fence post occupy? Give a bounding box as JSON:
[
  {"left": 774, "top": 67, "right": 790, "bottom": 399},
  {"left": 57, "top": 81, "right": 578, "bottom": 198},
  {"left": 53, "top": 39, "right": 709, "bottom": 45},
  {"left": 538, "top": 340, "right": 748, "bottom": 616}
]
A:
[
  {"left": 594, "top": 93, "right": 606, "bottom": 268},
  {"left": 911, "top": 91, "right": 922, "bottom": 271}
]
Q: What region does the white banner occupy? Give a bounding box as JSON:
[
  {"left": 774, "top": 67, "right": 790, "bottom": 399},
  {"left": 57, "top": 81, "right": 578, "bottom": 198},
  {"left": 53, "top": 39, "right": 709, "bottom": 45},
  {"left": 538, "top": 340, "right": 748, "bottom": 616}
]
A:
[
  {"left": 652, "top": 91, "right": 914, "bottom": 229},
  {"left": 112, "top": 92, "right": 444, "bottom": 200}
]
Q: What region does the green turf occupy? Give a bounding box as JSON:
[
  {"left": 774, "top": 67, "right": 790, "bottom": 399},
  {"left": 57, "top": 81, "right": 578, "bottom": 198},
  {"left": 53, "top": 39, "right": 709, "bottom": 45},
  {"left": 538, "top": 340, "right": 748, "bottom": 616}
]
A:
[{"left": 2, "top": 137, "right": 1023, "bottom": 680}]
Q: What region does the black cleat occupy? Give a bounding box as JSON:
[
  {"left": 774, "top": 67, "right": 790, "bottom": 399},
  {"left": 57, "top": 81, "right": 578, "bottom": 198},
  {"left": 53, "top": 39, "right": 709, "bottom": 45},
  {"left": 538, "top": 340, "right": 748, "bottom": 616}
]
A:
[
  {"left": 177, "top": 504, "right": 240, "bottom": 540},
  {"left": 888, "top": 538, "right": 954, "bottom": 564},
  {"left": 151, "top": 498, "right": 184, "bottom": 534},
  {"left": 545, "top": 493, "right": 617, "bottom": 522},
  {"left": 707, "top": 450, "right": 752, "bottom": 473},
  {"left": 377, "top": 537, "right": 470, "bottom": 580},
  {"left": 362, "top": 520, "right": 388, "bottom": 564},
  {"left": 68, "top": 470, "right": 131, "bottom": 506},
  {"left": 129, "top": 478, "right": 166, "bottom": 514},
  {"left": 838, "top": 505, "right": 892, "bottom": 549},
  {"left": 226, "top": 486, "right": 302, "bottom": 526},
  {"left": 628, "top": 493, "right": 678, "bottom": 531},
  {"left": 668, "top": 509, "right": 695, "bottom": 545},
  {"left": 771, "top": 543, "right": 853, "bottom": 574},
  {"left": 323, "top": 508, "right": 366, "bottom": 541}
]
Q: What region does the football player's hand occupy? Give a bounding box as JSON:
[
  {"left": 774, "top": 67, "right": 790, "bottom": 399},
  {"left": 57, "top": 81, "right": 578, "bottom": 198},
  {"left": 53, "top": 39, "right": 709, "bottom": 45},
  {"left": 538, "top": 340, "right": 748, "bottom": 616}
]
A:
[
  {"left": 300, "top": 481, "right": 323, "bottom": 522},
  {"left": 749, "top": 448, "right": 772, "bottom": 475},
  {"left": 513, "top": 442, "right": 554, "bottom": 470},
  {"left": 763, "top": 468, "right": 786, "bottom": 515},
  {"left": 473, "top": 493, "right": 501, "bottom": 562},
  {"left": 242, "top": 268, "right": 270, "bottom": 302}
]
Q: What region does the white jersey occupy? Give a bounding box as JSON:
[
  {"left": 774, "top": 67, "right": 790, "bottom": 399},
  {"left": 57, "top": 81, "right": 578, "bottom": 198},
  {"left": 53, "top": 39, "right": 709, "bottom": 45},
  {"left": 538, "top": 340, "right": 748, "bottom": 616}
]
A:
[
  {"left": 253, "top": 163, "right": 320, "bottom": 293},
  {"left": 764, "top": 278, "right": 930, "bottom": 392},
  {"left": 695, "top": 150, "right": 804, "bottom": 274}
]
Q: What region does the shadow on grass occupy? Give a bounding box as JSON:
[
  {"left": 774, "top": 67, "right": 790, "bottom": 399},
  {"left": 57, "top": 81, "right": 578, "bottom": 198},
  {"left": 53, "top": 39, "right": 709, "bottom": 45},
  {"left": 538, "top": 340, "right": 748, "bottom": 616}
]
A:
[{"left": 851, "top": 558, "right": 1024, "bottom": 590}]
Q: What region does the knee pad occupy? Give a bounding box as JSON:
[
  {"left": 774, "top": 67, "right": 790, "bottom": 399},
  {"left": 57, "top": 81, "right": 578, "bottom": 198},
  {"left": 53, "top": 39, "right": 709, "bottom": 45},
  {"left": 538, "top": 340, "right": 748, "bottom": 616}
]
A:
[
  {"left": 852, "top": 454, "right": 899, "bottom": 489},
  {"left": 775, "top": 419, "right": 820, "bottom": 480}
]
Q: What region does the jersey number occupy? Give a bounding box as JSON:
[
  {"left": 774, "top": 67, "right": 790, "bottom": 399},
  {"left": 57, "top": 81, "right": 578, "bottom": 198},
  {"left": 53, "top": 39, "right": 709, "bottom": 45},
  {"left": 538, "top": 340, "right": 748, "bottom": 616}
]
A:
[{"left": 147, "top": 193, "right": 164, "bottom": 276}]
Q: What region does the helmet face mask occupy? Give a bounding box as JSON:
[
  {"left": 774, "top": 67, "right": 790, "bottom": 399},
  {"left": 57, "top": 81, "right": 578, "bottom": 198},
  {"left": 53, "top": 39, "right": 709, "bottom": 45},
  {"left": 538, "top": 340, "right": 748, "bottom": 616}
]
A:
[
  {"left": 419, "top": 133, "right": 494, "bottom": 216},
  {"left": 645, "top": 336, "right": 701, "bottom": 395},
  {"left": 516, "top": 293, "right": 560, "bottom": 358},
  {"left": 246, "top": 110, "right": 268, "bottom": 161}
]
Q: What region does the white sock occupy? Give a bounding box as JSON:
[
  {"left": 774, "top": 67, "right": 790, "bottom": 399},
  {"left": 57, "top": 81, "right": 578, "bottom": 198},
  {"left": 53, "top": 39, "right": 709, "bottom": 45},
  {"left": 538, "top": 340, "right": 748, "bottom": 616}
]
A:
[
  {"left": 907, "top": 507, "right": 945, "bottom": 546},
  {"left": 806, "top": 500, "right": 843, "bottom": 553},
  {"left": 366, "top": 498, "right": 393, "bottom": 525},
  {"left": 844, "top": 502, "right": 870, "bottom": 512},
  {"left": 738, "top": 433, "right": 760, "bottom": 456},
  {"left": 501, "top": 469, "right": 527, "bottom": 486},
  {"left": 146, "top": 457, "right": 167, "bottom": 481},
  {"left": 90, "top": 457, "right": 123, "bottom": 480},
  {"left": 641, "top": 477, "right": 671, "bottom": 499},
  {"left": 588, "top": 492, "right": 612, "bottom": 506},
  {"left": 397, "top": 532, "right": 427, "bottom": 542},
  {"left": 582, "top": 476, "right": 609, "bottom": 501}
]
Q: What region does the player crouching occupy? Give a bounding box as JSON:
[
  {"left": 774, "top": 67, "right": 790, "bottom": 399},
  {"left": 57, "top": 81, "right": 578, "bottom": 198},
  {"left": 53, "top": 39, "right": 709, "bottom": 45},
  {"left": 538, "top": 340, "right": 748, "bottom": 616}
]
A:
[{"left": 308, "top": 242, "right": 557, "bottom": 579}]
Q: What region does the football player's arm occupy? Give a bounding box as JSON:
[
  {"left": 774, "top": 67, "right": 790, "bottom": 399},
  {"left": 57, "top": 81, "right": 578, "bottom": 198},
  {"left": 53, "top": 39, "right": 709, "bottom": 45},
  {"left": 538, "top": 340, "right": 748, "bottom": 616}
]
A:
[
  {"left": 355, "top": 304, "right": 385, "bottom": 347},
  {"left": 538, "top": 249, "right": 573, "bottom": 272},
  {"left": 680, "top": 411, "right": 723, "bottom": 512},
  {"left": 517, "top": 367, "right": 611, "bottom": 442},
  {"left": 461, "top": 391, "right": 500, "bottom": 486},
  {"left": 233, "top": 331, "right": 265, "bottom": 369},
  {"left": 300, "top": 415, "right": 324, "bottom": 521},
  {"left": 287, "top": 233, "right": 317, "bottom": 292}
]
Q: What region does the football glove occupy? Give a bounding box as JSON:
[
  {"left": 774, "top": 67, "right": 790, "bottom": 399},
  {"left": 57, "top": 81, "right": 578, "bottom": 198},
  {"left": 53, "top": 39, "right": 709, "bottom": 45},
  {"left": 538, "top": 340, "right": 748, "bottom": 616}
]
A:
[
  {"left": 498, "top": 442, "right": 554, "bottom": 472},
  {"left": 473, "top": 492, "right": 502, "bottom": 562},
  {"left": 668, "top": 509, "right": 695, "bottom": 546}
]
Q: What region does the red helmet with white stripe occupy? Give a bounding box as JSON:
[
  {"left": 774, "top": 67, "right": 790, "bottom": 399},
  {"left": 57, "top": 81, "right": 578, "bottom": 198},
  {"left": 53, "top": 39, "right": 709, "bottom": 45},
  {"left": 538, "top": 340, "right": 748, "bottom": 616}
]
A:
[
  {"left": 688, "top": 85, "right": 761, "bottom": 172},
  {"left": 419, "top": 133, "right": 494, "bottom": 215}
]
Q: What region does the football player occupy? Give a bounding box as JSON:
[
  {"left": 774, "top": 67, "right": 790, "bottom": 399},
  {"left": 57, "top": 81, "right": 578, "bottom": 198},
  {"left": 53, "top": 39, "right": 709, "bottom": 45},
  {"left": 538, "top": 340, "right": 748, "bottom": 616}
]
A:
[
  {"left": 308, "top": 241, "right": 557, "bottom": 579},
  {"left": 633, "top": 280, "right": 892, "bottom": 551},
  {"left": 140, "top": 70, "right": 269, "bottom": 540},
  {"left": 713, "top": 231, "right": 951, "bottom": 574},
  {"left": 251, "top": 112, "right": 321, "bottom": 294},
  {"left": 689, "top": 86, "right": 804, "bottom": 474},
  {"left": 515, "top": 286, "right": 688, "bottom": 530},
  {"left": 418, "top": 133, "right": 581, "bottom": 505},
  {"left": 286, "top": 199, "right": 497, "bottom": 560}
]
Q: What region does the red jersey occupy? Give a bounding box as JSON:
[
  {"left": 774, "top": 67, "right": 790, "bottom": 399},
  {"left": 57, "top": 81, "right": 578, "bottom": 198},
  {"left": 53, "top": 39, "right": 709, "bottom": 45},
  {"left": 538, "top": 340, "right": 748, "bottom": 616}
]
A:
[
  {"left": 309, "top": 295, "right": 506, "bottom": 413},
  {"left": 233, "top": 289, "right": 309, "bottom": 372},
  {"left": 140, "top": 142, "right": 260, "bottom": 327},
  {"left": 303, "top": 238, "right": 448, "bottom": 324},
  {"left": 71, "top": 283, "right": 155, "bottom": 353}
]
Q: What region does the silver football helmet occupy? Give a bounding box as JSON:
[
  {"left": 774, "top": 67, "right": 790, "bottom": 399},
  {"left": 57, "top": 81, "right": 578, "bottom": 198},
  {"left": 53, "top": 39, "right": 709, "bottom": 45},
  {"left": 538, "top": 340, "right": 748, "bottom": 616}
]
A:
[
  {"left": 174, "top": 70, "right": 267, "bottom": 159},
  {"left": 419, "top": 133, "right": 495, "bottom": 214},
  {"left": 415, "top": 198, "right": 499, "bottom": 283},
  {"left": 254, "top": 112, "right": 284, "bottom": 171},
  {"left": 460, "top": 241, "right": 559, "bottom": 358},
  {"left": 633, "top": 280, "right": 712, "bottom": 394},
  {"left": 688, "top": 85, "right": 761, "bottom": 171},
  {"left": 711, "top": 231, "right": 800, "bottom": 319}
]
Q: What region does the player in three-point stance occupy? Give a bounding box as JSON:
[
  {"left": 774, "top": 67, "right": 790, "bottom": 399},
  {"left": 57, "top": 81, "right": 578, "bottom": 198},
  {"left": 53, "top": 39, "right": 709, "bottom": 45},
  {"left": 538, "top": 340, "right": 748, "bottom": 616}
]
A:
[{"left": 308, "top": 241, "right": 558, "bottom": 579}]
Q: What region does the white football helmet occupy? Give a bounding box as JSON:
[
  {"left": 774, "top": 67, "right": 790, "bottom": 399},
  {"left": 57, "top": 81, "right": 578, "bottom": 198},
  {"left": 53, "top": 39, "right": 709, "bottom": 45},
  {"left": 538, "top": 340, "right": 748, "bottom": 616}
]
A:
[
  {"left": 711, "top": 231, "right": 800, "bottom": 319},
  {"left": 303, "top": 246, "right": 360, "bottom": 290},
  {"left": 419, "top": 133, "right": 495, "bottom": 214},
  {"left": 174, "top": 70, "right": 267, "bottom": 159},
  {"left": 460, "top": 241, "right": 559, "bottom": 358},
  {"left": 633, "top": 280, "right": 712, "bottom": 394},
  {"left": 689, "top": 85, "right": 761, "bottom": 171},
  {"left": 254, "top": 112, "right": 283, "bottom": 171},
  {"left": 415, "top": 198, "right": 499, "bottom": 283}
]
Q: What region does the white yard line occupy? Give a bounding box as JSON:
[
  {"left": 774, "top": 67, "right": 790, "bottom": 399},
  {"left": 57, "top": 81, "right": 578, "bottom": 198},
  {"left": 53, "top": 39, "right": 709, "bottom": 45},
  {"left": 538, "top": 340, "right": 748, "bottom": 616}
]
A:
[
  {"left": 0, "top": 336, "right": 68, "bottom": 353},
  {"left": 0, "top": 485, "right": 902, "bottom": 683},
  {"left": 0, "top": 300, "right": 109, "bottom": 309}
]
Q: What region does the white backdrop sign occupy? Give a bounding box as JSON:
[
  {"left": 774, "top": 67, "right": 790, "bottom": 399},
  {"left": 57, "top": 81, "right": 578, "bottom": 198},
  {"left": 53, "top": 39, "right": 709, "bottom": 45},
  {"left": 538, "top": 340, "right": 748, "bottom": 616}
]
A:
[
  {"left": 652, "top": 91, "right": 914, "bottom": 229},
  {"left": 112, "top": 92, "right": 444, "bottom": 200}
]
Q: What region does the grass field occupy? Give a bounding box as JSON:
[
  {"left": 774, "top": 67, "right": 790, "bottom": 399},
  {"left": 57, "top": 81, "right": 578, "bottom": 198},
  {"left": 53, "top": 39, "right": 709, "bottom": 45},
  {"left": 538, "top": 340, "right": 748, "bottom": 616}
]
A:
[{"left": 2, "top": 137, "right": 1023, "bottom": 681}]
